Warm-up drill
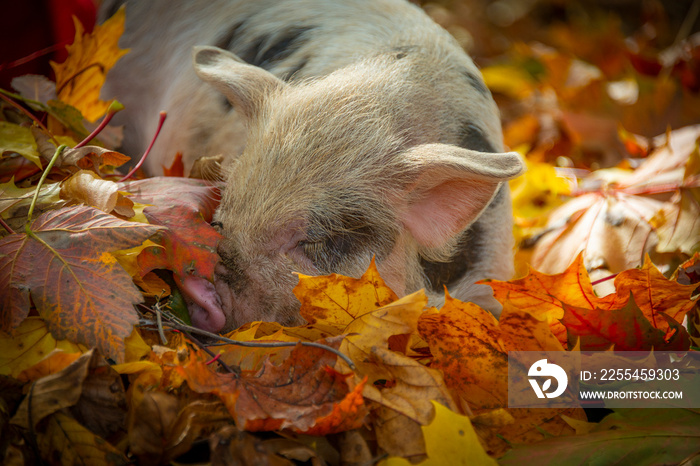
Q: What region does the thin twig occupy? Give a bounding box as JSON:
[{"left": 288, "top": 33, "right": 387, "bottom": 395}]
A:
[
  {"left": 165, "top": 319, "right": 357, "bottom": 371},
  {"left": 119, "top": 112, "right": 167, "bottom": 182}
]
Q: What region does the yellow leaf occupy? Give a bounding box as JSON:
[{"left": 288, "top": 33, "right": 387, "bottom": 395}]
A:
[
  {"left": 0, "top": 121, "right": 42, "bottom": 168},
  {"left": 380, "top": 401, "right": 496, "bottom": 466},
  {"left": 0, "top": 318, "right": 86, "bottom": 378},
  {"left": 295, "top": 258, "right": 399, "bottom": 335},
  {"left": 51, "top": 7, "right": 129, "bottom": 122}
]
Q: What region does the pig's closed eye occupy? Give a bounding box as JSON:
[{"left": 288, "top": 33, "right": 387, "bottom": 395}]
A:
[
  {"left": 211, "top": 221, "right": 223, "bottom": 230},
  {"left": 299, "top": 240, "right": 323, "bottom": 259}
]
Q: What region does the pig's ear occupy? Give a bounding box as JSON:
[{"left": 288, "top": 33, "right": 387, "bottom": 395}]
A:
[
  {"left": 400, "top": 143, "right": 525, "bottom": 249},
  {"left": 193, "top": 45, "right": 285, "bottom": 119}
]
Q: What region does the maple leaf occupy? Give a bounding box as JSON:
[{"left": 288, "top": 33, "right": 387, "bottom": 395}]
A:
[
  {"left": 177, "top": 339, "right": 367, "bottom": 434},
  {"left": 295, "top": 258, "right": 399, "bottom": 335},
  {"left": 417, "top": 294, "right": 584, "bottom": 457},
  {"left": 50, "top": 7, "right": 129, "bottom": 122},
  {"left": 561, "top": 294, "right": 691, "bottom": 351},
  {"left": 120, "top": 177, "right": 222, "bottom": 281},
  {"left": 485, "top": 253, "right": 698, "bottom": 349},
  {"left": 531, "top": 125, "right": 700, "bottom": 275},
  {"left": 0, "top": 205, "right": 162, "bottom": 362}
]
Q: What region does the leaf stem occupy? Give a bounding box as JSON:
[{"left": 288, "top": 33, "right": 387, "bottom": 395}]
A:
[
  {"left": 591, "top": 273, "right": 618, "bottom": 286},
  {"left": 0, "top": 217, "right": 14, "bottom": 234},
  {"left": 119, "top": 111, "right": 167, "bottom": 182},
  {"left": 74, "top": 100, "right": 123, "bottom": 149},
  {"left": 25, "top": 144, "right": 67, "bottom": 235}
]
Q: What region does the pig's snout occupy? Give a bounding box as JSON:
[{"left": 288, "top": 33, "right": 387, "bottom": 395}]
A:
[{"left": 175, "top": 274, "right": 226, "bottom": 333}]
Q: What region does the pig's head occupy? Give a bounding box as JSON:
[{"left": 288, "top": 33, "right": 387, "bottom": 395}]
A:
[{"left": 186, "top": 46, "right": 524, "bottom": 333}]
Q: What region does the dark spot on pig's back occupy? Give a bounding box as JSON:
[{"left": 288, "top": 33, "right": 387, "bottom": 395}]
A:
[
  {"left": 219, "top": 23, "right": 315, "bottom": 73},
  {"left": 420, "top": 222, "right": 483, "bottom": 293},
  {"left": 462, "top": 70, "right": 490, "bottom": 96},
  {"left": 391, "top": 45, "right": 417, "bottom": 59}
]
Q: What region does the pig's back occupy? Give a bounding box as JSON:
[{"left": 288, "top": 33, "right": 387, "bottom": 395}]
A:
[{"left": 100, "top": 0, "right": 490, "bottom": 173}]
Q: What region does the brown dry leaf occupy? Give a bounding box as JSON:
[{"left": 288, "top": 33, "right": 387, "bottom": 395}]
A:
[
  {"left": 380, "top": 401, "right": 497, "bottom": 466},
  {"left": 50, "top": 7, "right": 129, "bottom": 122},
  {"left": 36, "top": 411, "right": 129, "bottom": 465},
  {"left": 61, "top": 169, "right": 134, "bottom": 216},
  {"left": 209, "top": 425, "right": 295, "bottom": 466},
  {"left": 178, "top": 340, "right": 367, "bottom": 434},
  {"left": 11, "top": 350, "right": 98, "bottom": 429},
  {"left": 296, "top": 258, "right": 399, "bottom": 335},
  {"left": 374, "top": 406, "right": 427, "bottom": 462},
  {"left": 59, "top": 145, "right": 131, "bottom": 170},
  {"left": 128, "top": 393, "right": 231, "bottom": 465}
]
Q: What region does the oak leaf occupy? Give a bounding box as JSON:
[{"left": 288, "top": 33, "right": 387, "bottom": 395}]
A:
[
  {"left": 0, "top": 205, "right": 162, "bottom": 362},
  {"left": 50, "top": 7, "right": 129, "bottom": 122}
]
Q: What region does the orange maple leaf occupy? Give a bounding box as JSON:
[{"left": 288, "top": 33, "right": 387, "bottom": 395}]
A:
[
  {"left": 485, "top": 253, "right": 697, "bottom": 349},
  {"left": 51, "top": 7, "right": 129, "bottom": 122}
]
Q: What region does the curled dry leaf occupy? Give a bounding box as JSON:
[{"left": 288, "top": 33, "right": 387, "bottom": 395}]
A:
[{"left": 61, "top": 169, "right": 134, "bottom": 216}]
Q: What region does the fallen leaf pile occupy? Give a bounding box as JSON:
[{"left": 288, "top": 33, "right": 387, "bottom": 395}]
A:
[{"left": 1, "top": 1, "right": 699, "bottom": 465}]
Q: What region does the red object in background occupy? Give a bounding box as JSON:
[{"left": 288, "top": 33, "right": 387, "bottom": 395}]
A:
[{"left": 0, "top": 0, "right": 96, "bottom": 89}]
